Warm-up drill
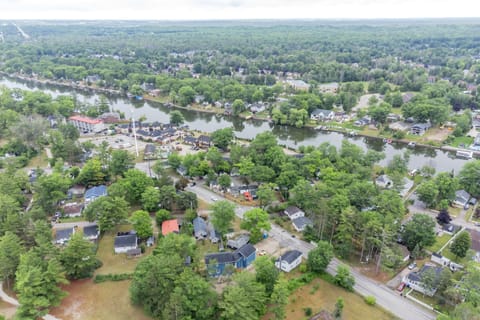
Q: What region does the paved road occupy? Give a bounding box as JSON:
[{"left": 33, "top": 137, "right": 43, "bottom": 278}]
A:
[{"left": 187, "top": 185, "right": 436, "bottom": 320}]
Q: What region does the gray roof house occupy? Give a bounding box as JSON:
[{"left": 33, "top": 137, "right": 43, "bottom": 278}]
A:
[
  {"left": 275, "top": 250, "right": 303, "bottom": 272},
  {"left": 177, "top": 165, "right": 188, "bottom": 177},
  {"left": 310, "top": 109, "right": 335, "bottom": 121},
  {"left": 55, "top": 228, "right": 75, "bottom": 245},
  {"left": 83, "top": 225, "right": 99, "bottom": 241},
  {"left": 193, "top": 217, "right": 208, "bottom": 240},
  {"left": 453, "top": 190, "right": 471, "bottom": 208},
  {"left": 411, "top": 123, "right": 431, "bottom": 135},
  {"left": 284, "top": 206, "right": 305, "bottom": 220},
  {"left": 205, "top": 243, "right": 256, "bottom": 277},
  {"left": 85, "top": 185, "right": 107, "bottom": 204},
  {"left": 62, "top": 202, "right": 84, "bottom": 217},
  {"left": 114, "top": 234, "right": 138, "bottom": 254},
  {"left": 292, "top": 216, "right": 313, "bottom": 232},
  {"left": 144, "top": 144, "right": 157, "bottom": 160},
  {"left": 403, "top": 265, "right": 443, "bottom": 296},
  {"left": 227, "top": 234, "right": 250, "bottom": 249}
]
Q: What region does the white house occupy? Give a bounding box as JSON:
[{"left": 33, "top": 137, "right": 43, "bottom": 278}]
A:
[
  {"left": 403, "top": 265, "right": 443, "bottom": 296},
  {"left": 453, "top": 190, "right": 471, "bottom": 208},
  {"left": 284, "top": 206, "right": 305, "bottom": 220},
  {"left": 310, "top": 109, "right": 335, "bottom": 121},
  {"left": 292, "top": 216, "right": 313, "bottom": 232},
  {"left": 68, "top": 115, "right": 105, "bottom": 133},
  {"left": 114, "top": 234, "right": 138, "bottom": 254},
  {"left": 275, "top": 250, "right": 303, "bottom": 272},
  {"left": 410, "top": 123, "right": 431, "bottom": 136}
]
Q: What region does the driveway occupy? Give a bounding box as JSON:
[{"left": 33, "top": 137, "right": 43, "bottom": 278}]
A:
[{"left": 187, "top": 184, "right": 436, "bottom": 320}]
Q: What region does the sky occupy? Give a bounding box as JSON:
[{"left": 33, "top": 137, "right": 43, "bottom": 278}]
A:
[{"left": 0, "top": 0, "right": 479, "bottom": 20}]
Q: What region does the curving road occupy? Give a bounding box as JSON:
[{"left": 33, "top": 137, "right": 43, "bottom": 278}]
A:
[{"left": 187, "top": 184, "right": 436, "bottom": 320}]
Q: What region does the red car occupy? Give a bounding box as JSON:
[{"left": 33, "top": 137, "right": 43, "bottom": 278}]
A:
[{"left": 397, "top": 282, "right": 406, "bottom": 292}]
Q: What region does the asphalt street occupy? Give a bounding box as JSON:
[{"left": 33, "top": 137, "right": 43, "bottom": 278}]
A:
[{"left": 187, "top": 184, "right": 437, "bottom": 320}]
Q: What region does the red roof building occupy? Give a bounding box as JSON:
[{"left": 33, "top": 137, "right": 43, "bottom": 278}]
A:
[
  {"left": 162, "top": 219, "right": 179, "bottom": 236},
  {"left": 68, "top": 115, "right": 105, "bottom": 133}
]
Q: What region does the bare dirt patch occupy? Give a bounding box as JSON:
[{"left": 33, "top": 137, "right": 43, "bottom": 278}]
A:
[
  {"left": 0, "top": 300, "right": 17, "bottom": 320},
  {"left": 423, "top": 128, "right": 451, "bottom": 142},
  {"left": 50, "top": 279, "right": 151, "bottom": 320}
]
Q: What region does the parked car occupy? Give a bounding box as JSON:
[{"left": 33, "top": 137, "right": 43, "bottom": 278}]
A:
[
  {"left": 408, "top": 262, "right": 417, "bottom": 270},
  {"left": 210, "top": 196, "right": 218, "bottom": 202},
  {"left": 397, "top": 282, "right": 406, "bottom": 292}
]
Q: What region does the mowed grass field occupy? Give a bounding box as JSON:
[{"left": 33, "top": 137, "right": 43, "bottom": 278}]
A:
[{"left": 281, "top": 278, "right": 397, "bottom": 320}]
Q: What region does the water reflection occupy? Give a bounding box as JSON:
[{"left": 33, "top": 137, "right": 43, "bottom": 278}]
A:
[{"left": 0, "top": 76, "right": 473, "bottom": 173}]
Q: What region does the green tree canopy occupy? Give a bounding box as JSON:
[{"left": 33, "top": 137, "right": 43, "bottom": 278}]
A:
[
  {"left": 60, "top": 232, "right": 97, "bottom": 279},
  {"left": 130, "top": 210, "right": 153, "bottom": 240},
  {"left": 240, "top": 208, "right": 271, "bottom": 243},
  {"left": 210, "top": 200, "right": 236, "bottom": 235},
  {"left": 307, "top": 240, "right": 334, "bottom": 273}
]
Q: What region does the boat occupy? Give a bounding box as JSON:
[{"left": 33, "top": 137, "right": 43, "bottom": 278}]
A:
[
  {"left": 456, "top": 150, "right": 473, "bottom": 159},
  {"left": 407, "top": 142, "right": 416, "bottom": 148},
  {"left": 383, "top": 138, "right": 392, "bottom": 144}
]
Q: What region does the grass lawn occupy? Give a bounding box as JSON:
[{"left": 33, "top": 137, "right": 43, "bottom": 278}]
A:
[
  {"left": 427, "top": 234, "right": 452, "bottom": 254},
  {"left": 408, "top": 290, "right": 453, "bottom": 314},
  {"left": 95, "top": 224, "right": 147, "bottom": 275},
  {"left": 448, "top": 207, "right": 462, "bottom": 218},
  {"left": 50, "top": 279, "right": 152, "bottom": 320},
  {"left": 27, "top": 150, "right": 49, "bottom": 168},
  {"left": 279, "top": 277, "right": 397, "bottom": 320},
  {"left": 440, "top": 247, "right": 469, "bottom": 266},
  {"left": 450, "top": 136, "right": 474, "bottom": 148},
  {"left": 57, "top": 216, "right": 87, "bottom": 223}
]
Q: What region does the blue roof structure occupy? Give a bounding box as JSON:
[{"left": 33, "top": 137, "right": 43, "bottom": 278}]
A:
[{"left": 85, "top": 185, "right": 107, "bottom": 201}]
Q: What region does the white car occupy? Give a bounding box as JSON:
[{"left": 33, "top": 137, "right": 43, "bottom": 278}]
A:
[{"left": 210, "top": 196, "right": 218, "bottom": 202}]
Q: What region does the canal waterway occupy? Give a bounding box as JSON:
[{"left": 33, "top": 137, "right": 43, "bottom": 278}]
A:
[{"left": 0, "top": 76, "right": 472, "bottom": 173}]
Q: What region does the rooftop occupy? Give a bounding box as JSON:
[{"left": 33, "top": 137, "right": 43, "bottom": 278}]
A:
[
  {"left": 114, "top": 234, "right": 137, "bottom": 248},
  {"left": 162, "top": 219, "right": 179, "bottom": 236},
  {"left": 69, "top": 115, "right": 103, "bottom": 125}
]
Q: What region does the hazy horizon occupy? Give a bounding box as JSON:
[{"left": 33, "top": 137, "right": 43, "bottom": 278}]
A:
[{"left": 1, "top": 0, "right": 479, "bottom": 21}]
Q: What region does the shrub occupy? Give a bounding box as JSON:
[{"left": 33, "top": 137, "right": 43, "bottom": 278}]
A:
[
  {"left": 304, "top": 307, "right": 312, "bottom": 316},
  {"left": 299, "top": 264, "right": 307, "bottom": 273},
  {"left": 94, "top": 273, "right": 133, "bottom": 283},
  {"left": 364, "top": 295, "right": 376, "bottom": 306}
]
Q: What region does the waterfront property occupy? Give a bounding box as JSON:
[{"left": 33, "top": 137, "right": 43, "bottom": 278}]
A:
[
  {"left": 410, "top": 123, "right": 431, "bottom": 135},
  {"left": 310, "top": 109, "right": 335, "bottom": 121},
  {"left": 68, "top": 115, "right": 105, "bottom": 133}
]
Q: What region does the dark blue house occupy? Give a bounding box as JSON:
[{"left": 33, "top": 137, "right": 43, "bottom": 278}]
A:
[{"left": 205, "top": 243, "right": 256, "bottom": 277}]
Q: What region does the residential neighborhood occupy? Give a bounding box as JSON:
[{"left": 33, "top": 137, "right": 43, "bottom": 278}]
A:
[{"left": 3, "top": 17, "right": 480, "bottom": 320}]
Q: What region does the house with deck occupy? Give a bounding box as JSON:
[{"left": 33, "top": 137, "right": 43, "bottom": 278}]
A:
[{"left": 205, "top": 243, "right": 256, "bottom": 277}]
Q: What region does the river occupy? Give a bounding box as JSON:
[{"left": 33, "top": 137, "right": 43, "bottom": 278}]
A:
[{"left": 0, "top": 76, "right": 471, "bottom": 173}]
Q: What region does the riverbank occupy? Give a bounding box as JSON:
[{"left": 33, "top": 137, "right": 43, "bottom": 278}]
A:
[{"left": 2, "top": 73, "right": 477, "bottom": 163}]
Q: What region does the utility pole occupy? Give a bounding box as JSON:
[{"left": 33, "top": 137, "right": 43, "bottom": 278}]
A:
[{"left": 131, "top": 109, "right": 139, "bottom": 157}]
